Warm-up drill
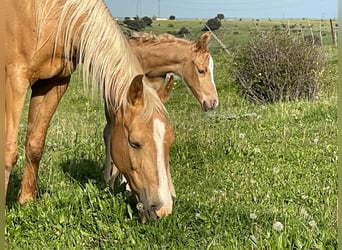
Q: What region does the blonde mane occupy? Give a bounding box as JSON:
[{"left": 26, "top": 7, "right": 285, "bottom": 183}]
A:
[
  {"left": 37, "top": 0, "right": 166, "bottom": 118},
  {"left": 129, "top": 32, "right": 192, "bottom": 47}
]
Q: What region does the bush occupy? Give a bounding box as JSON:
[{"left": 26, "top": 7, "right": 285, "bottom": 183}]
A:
[
  {"left": 169, "top": 15, "right": 176, "bottom": 20},
  {"left": 231, "top": 31, "right": 327, "bottom": 103},
  {"left": 177, "top": 27, "right": 189, "bottom": 35},
  {"left": 217, "top": 13, "right": 225, "bottom": 20},
  {"left": 202, "top": 17, "right": 221, "bottom": 31},
  {"left": 141, "top": 16, "right": 153, "bottom": 26},
  {"left": 123, "top": 19, "right": 145, "bottom": 31}
]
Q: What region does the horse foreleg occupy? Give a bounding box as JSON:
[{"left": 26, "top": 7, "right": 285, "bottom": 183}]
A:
[
  {"left": 5, "top": 67, "right": 31, "bottom": 198},
  {"left": 19, "top": 77, "right": 69, "bottom": 204}
]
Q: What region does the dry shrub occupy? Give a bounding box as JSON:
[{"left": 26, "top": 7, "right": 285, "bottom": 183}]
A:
[{"left": 232, "top": 31, "right": 327, "bottom": 103}]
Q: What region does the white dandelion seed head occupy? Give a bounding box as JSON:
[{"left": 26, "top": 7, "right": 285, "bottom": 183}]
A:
[
  {"left": 273, "top": 167, "right": 280, "bottom": 174},
  {"left": 300, "top": 208, "right": 309, "bottom": 218},
  {"left": 272, "top": 221, "right": 284, "bottom": 231},
  {"left": 239, "top": 133, "right": 245, "bottom": 139},
  {"left": 250, "top": 213, "right": 257, "bottom": 220},
  {"left": 313, "top": 138, "right": 319, "bottom": 144},
  {"left": 254, "top": 147, "right": 261, "bottom": 153},
  {"left": 308, "top": 220, "right": 317, "bottom": 228},
  {"left": 301, "top": 195, "right": 309, "bottom": 200}
]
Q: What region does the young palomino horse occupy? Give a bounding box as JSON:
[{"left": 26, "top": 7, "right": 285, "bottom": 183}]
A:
[
  {"left": 5, "top": 0, "right": 175, "bottom": 221},
  {"left": 104, "top": 32, "right": 218, "bottom": 188}
]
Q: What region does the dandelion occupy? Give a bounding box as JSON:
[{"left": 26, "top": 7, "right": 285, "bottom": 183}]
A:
[
  {"left": 250, "top": 213, "right": 257, "bottom": 220},
  {"left": 273, "top": 167, "right": 280, "bottom": 174},
  {"left": 301, "top": 195, "right": 308, "bottom": 200},
  {"left": 254, "top": 147, "right": 261, "bottom": 153},
  {"left": 300, "top": 208, "right": 309, "bottom": 218},
  {"left": 265, "top": 193, "right": 270, "bottom": 200},
  {"left": 313, "top": 138, "right": 319, "bottom": 144},
  {"left": 308, "top": 220, "right": 317, "bottom": 228},
  {"left": 272, "top": 221, "right": 284, "bottom": 231},
  {"left": 239, "top": 133, "right": 245, "bottom": 139}
]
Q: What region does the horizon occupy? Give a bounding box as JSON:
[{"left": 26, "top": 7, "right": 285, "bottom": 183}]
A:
[{"left": 105, "top": 0, "right": 338, "bottom": 20}]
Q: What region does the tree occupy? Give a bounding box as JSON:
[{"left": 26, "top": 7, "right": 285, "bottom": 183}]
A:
[{"left": 169, "top": 15, "right": 176, "bottom": 20}]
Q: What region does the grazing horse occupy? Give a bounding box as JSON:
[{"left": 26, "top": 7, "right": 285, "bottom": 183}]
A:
[
  {"left": 5, "top": 0, "right": 175, "bottom": 220},
  {"left": 104, "top": 33, "right": 219, "bottom": 188}
]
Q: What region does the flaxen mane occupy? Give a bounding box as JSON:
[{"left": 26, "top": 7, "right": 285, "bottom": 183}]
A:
[
  {"left": 129, "top": 32, "right": 192, "bottom": 47},
  {"left": 37, "top": 0, "right": 166, "bottom": 118}
]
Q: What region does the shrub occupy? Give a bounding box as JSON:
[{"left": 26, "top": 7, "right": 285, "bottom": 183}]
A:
[
  {"left": 177, "top": 27, "right": 190, "bottom": 35},
  {"left": 123, "top": 19, "right": 145, "bottom": 31},
  {"left": 202, "top": 17, "right": 221, "bottom": 31},
  {"left": 231, "top": 31, "right": 327, "bottom": 103},
  {"left": 169, "top": 15, "right": 176, "bottom": 20},
  {"left": 217, "top": 13, "right": 225, "bottom": 20},
  {"left": 141, "top": 16, "right": 153, "bottom": 26}
]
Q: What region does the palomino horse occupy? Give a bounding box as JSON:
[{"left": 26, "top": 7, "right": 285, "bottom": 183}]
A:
[
  {"left": 104, "top": 32, "right": 218, "bottom": 188},
  {"left": 5, "top": 0, "right": 175, "bottom": 220}
]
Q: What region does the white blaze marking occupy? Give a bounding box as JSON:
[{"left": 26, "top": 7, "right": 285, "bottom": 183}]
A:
[
  {"left": 208, "top": 55, "right": 217, "bottom": 91},
  {"left": 153, "top": 119, "right": 172, "bottom": 206}
]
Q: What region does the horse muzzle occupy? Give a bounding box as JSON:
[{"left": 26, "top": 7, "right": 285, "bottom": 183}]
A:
[
  {"left": 202, "top": 99, "right": 219, "bottom": 112},
  {"left": 136, "top": 202, "right": 172, "bottom": 223}
]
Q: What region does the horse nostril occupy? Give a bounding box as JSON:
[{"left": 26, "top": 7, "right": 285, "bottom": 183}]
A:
[
  {"left": 151, "top": 203, "right": 162, "bottom": 212},
  {"left": 213, "top": 99, "right": 218, "bottom": 108}
]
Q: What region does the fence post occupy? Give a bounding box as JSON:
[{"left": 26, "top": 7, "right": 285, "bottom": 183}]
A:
[{"left": 330, "top": 19, "right": 336, "bottom": 46}]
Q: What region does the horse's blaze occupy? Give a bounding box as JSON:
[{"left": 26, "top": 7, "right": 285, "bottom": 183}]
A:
[
  {"left": 153, "top": 118, "right": 173, "bottom": 216},
  {"left": 155, "top": 205, "right": 173, "bottom": 218}
]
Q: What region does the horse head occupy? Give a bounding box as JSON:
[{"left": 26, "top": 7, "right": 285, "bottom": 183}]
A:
[
  {"left": 185, "top": 32, "right": 219, "bottom": 111},
  {"left": 110, "top": 74, "right": 175, "bottom": 222}
]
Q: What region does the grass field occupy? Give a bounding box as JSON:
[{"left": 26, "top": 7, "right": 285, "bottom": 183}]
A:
[{"left": 5, "top": 19, "right": 338, "bottom": 249}]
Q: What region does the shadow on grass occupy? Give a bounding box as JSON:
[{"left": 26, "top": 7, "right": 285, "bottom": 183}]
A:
[
  {"left": 60, "top": 158, "right": 106, "bottom": 189},
  {"left": 6, "top": 171, "right": 22, "bottom": 208}
]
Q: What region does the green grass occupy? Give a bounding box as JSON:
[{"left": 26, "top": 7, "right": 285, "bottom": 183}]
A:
[{"left": 6, "top": 19, "right": 337, "bottom": 249}]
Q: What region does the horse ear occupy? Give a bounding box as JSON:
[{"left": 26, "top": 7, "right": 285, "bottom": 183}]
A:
[
  {"left": 128, "top": 74, "right": 144, "bottom": 105},
  {"left": 157, "top": 75, "right": 174, "bottom": 103},
  {"left": 196, "top": 31, "right": 211, "bottom": 51}
]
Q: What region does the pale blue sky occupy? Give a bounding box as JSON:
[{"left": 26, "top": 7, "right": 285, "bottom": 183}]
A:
[{"left": 105, "top": 0, "right": 338, "bottom": 19}]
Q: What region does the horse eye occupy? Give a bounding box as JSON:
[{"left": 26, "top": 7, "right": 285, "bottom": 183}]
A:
[
  {"left": 198, "top": 69, "right": 205, "bottom": 74},
  {"left": 129, "top": 139, "right": 141, "bottom": 149}
]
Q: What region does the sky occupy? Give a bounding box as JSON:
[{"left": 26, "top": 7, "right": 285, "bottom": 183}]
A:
[{"left": 105, "top": 0, "right": 338, "bottom": 19}]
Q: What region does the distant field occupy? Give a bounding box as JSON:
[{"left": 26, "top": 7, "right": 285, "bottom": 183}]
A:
[
  {"left": 118, "top": 18, "right": 338, "bottom": 52},
  {"left": 5, "top": 19, "right": 337, "bottom": 249}
]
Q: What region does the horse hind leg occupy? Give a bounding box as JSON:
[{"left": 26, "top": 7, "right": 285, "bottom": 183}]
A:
[{"left": 19, "top": 77, "right": 69, "bottom": 204}]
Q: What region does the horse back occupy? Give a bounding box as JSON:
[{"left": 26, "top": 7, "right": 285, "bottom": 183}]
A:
[{"left": 5, "top": 0, "right": 75, "bottom": 83}]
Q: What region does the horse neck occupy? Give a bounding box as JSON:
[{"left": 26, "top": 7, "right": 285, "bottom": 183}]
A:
[
  {"left": 56, "top": 0, "right": 143, "bottom": 111},
  {"left": 132, "top": 41, "right": 192, "bottom": 78}
]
